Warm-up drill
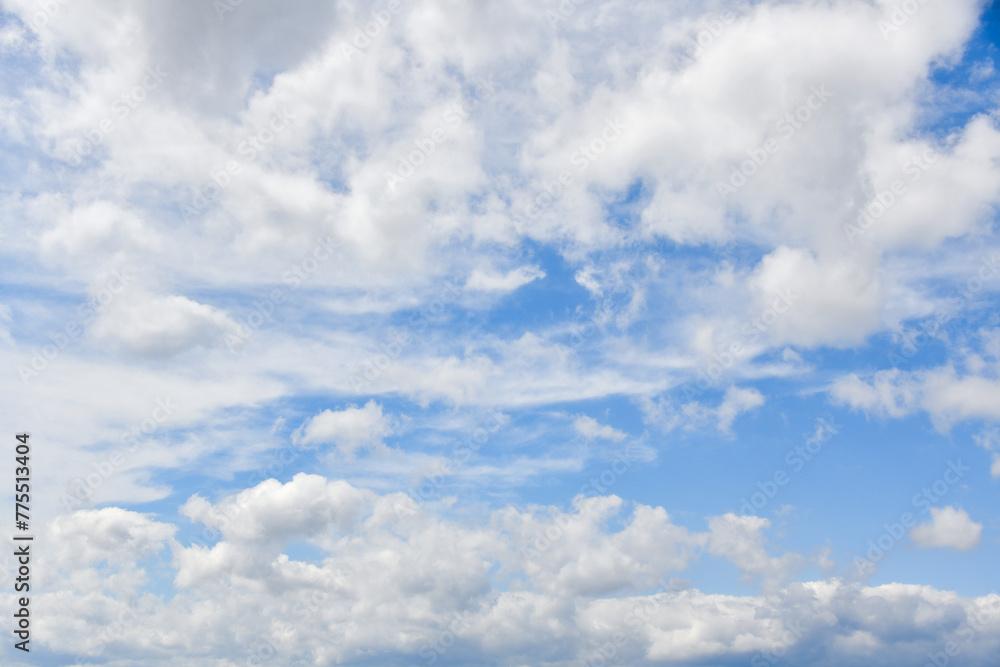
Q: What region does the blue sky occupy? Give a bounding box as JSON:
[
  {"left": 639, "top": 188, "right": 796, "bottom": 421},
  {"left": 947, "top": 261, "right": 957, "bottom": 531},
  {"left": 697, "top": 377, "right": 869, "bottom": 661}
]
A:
[{"left": 2, "top": 0, "right": 1000, "bottom": 665}]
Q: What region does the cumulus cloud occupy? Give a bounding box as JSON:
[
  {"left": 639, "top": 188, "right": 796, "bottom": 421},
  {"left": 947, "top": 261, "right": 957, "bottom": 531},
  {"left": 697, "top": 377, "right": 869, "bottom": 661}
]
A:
[
  {"left": 707, "top": 513, "right": 802, "bottom": 590},
  {"left": 911, "top": 506, "right": 983, "bottom": 552},
  {"left": 39, "top": 200, "right": 162, "bottom": 259},
  {"left": 88, "top": 290, "right": 238, "bottom": 357},
  {"left": 747, "top": 247, "right": 883, "bottom": 348},
  {"left": 920, "top": 368, "right": 1000, "bottom": 427},
  {"left": 17, "top": 478, "right": 1000, "bottom": 666},
  {"left": 47, "top": 507, "right": 175, "bottom": 567},
  {"left": 829, "top": 360, "right": 1000, "bottom": 430},
  {"left": 293, "top": 401, "right": 393, "bottom": 456}
]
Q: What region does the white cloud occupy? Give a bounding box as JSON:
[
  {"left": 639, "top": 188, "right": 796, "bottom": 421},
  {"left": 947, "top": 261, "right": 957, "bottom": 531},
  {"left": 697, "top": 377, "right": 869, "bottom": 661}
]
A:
[
  {"left": 707, "top": 513, "right": 802, "bottom": 590},
  {"left": 828, "top": 369, "right": 917, "bottom": 418},
  {"left": 920, "top": 368, "right": 1000, "bottom": 426},
  {"left": 466, "top": 265, "right": 546, "bottom": 292},
  {"left": 828, "top": 361, "right": 1000, "bottom": 430},
  {"left": 0, "top": 303, "right": 13, "bottom": 347},
  {"left": 716, "top": 386, "right": 766, "bottom": 433},
  {"left": 782, "top": 348, "right": 803, "bottom": 363},
  {"left": 574, "top": 266, "right": 602, "bottom": 295},
  {"left": 48, "top": 507, "right": 175, "bottom": 567},
  {"left": 748, "top": 247, "right": 883, "bottom": 348},
  {"left": 640, "top": 385, "right": 765, "bottom": 434},
  {"left": 0, "top": 21, "right": 26, "bottom": 52},
  {"left": 294, "top": 401, "right": 393, "bottom": 456},
  {"left": 23, "top": 477, "right": 1000, "bottom": 665},
  {"left": 503, "top": 494, "right": 708, "bottom": 598},
  {"left": 39, "top": 200, "right": 162, "bottom": 260},
  {"left": 1, "top": 0, "right": 1000, "bottom": 662},
  {"left": 573, "top": 415, "right": 627, "bottom": 441},
  {"left": 973, "top": 429, "right": 1000, "bottom": 479},
  {"left": 89, "top": 290, "right": 237, "bottom": 357},
  {"left": 911, "top": 506, "right": 983, "bottom": 552}
]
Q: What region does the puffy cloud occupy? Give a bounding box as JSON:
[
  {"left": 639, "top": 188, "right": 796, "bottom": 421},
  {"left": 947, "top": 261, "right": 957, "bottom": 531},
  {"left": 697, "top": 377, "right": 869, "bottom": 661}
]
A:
[
  {"left": 39, "top": 200, "right": 161, "bottom": 260},
  {"left": 40, "top": 508, "right": 176, "bottom": 602},
  {"left": 828, "top": 360, "right": 1000, "bottom": 429},
  {"left": 911, "top": 506, "right": 983, "bottom": 552},
  {"left": 88, "top": 290, "right": 237, "bottom": 357},
  {"left": 47, "top": 507, "right": 175, "bottom": 568},
  {"left": 16, "top": 477, "right": 1000, "bottom": 665},
  {"left": 919, "top": 368, "right": 1000, "bottom": 426},
  {"left": 293, "top": 401, "right": 393, "bottom": 456},
  {"left": 501, "top": 495, "right": 709, "bottom": 598},
  {"left": 747, "top": 247, "right": 883, "bottom": 348}
]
